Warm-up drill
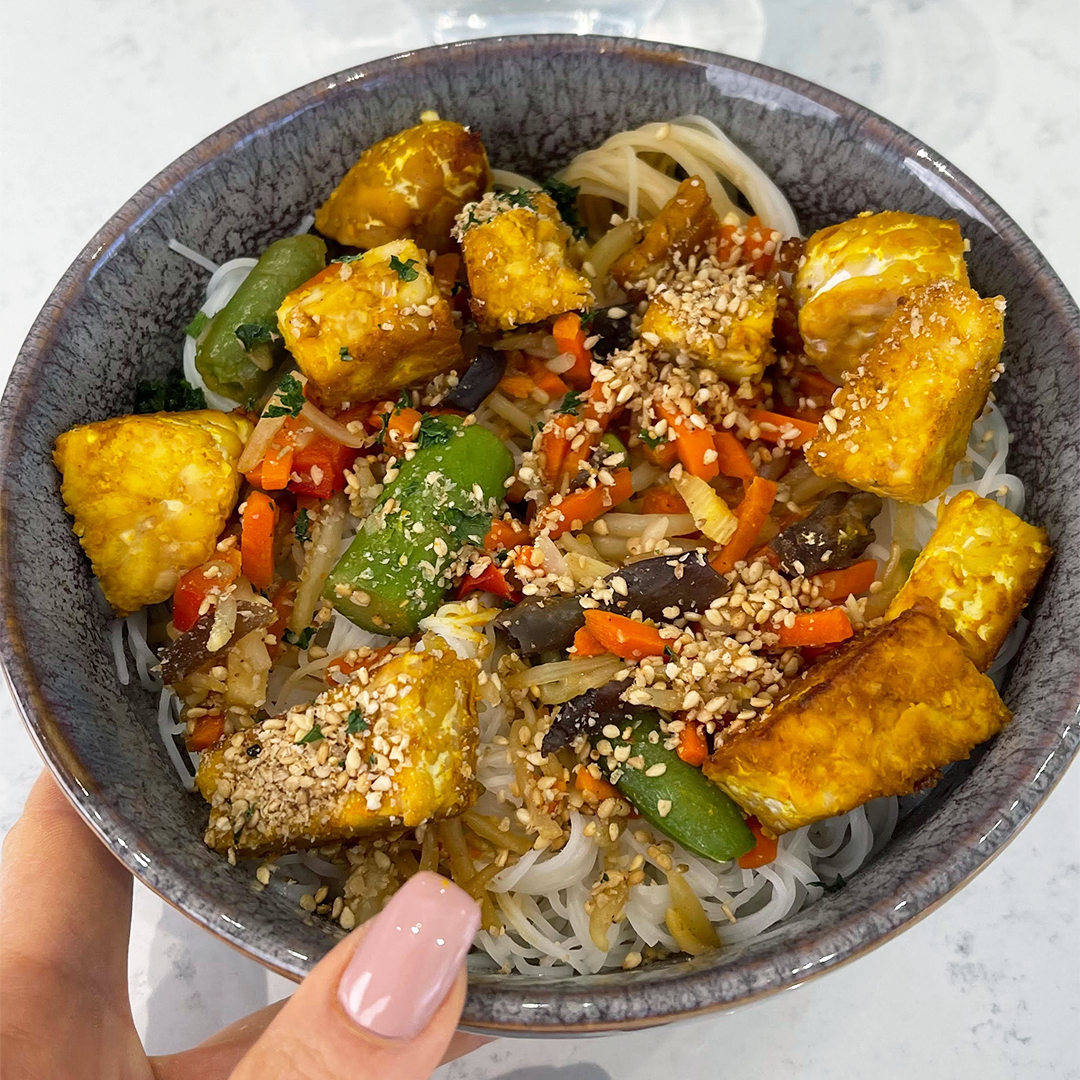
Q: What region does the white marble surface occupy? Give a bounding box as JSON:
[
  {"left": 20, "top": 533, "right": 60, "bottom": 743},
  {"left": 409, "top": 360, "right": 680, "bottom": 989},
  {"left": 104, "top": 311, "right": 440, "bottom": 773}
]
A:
[{"left": 2, "top": 1, "right": 1078, "bottom": 1076}]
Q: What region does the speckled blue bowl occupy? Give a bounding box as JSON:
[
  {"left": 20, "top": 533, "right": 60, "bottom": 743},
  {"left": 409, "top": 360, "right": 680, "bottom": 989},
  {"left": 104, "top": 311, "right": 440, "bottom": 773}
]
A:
[{"left": 1, "top": 36, "right": 1077, "bottom": 1034}]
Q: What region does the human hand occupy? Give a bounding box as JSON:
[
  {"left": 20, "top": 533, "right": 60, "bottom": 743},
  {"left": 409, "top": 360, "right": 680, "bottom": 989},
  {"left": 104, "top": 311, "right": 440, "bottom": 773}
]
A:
[{"left": 1, "top": 771, "right": 488, "bottom": 1079}]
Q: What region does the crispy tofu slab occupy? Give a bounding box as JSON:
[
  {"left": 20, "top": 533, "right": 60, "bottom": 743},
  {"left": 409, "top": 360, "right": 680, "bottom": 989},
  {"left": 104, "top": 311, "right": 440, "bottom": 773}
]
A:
[
  {"left": 887, "top": 490, "right": 1050, "bottom": 670},
  {"left": 805, "top": 279, "right": 1005, "bottom": 503},
  {"left": 456, "top": 190, "right": 592, "bottom": 332},
  {"left": 611, "top": 176, "right": 719, "bottom": 295},
  {"left": 795, "top": 210, "right": 970, "bottom": 381},
  {"left": 53, "top": 410, "right": 251, "bottom": 615},
  {"left": 277, "top": 239, "right": 461, "bottom": 409},
  {"left": 314, "top": 119, "right": 490, "bottom": 253},
  {"left": 197, "top": 637, "right": 480, "bottom": 854},
  {"left": 704, "top": 610, "right": 1011, "bottom": 833}
]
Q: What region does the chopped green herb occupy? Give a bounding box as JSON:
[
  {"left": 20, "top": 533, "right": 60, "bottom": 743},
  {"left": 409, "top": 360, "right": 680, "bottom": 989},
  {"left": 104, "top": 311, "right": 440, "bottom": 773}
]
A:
[
  {"left": 579, "top": 308, "right": 598, "bottom": 330},
  {"left": 346, "top": 707, "right": 369, "bottom": 735},
  {"left": 395, "top": 389, "right": 413, "bottom": 413},
  {"left": 298, "top": 724, "right": 324, "bottom": 744},
  {"left": 264, "top": 373, "right": 306, "bottom": 418},
  {"left": 184, "top": 310, "right": 210, "bottom": 339},
  {"left": 638, "top": 429, "right": 663, "bottom": 450},
  {"left": 557, "top": 390, "right": 583, "bottom": 415},
  {"left": 368, "top": 754, "right": 377, "bottom": 766},
  {"left": 234, "top": 318, "right": 277, "bottom": 351},
  {"left": 389, "top": 255, "right": 420, "bottom": 282},
  {"left": 283, "top": 625, "right": 317, "bottom": 649},
  {"left": 417, "top": 414, "right": 454, "bottom": 449},
  {"left": 502, "top": 189, "right": 535, "bottom": 210},
  {"left": 339, "top": 346, "right": 353, "bottom": 362},
  {"left": 809, "top": 873, "right": 847, "bottom": 893},
  {"left": 541, "top": 178, "right": 587, "bottom": 239},
  {"left": 295, "top": 508, "right": 312, "bottom": 544},
  {"left": 441, "top": 505, "right": 490, "bottom": 547},
  {"left": 234, "top": 803, "right": 256, "bottom": 840},
  {"left": 333, "top": 252, "right": 365, "bottom": 263},
  {"left": 664, "top": 646, "right": 677, "bottom": 662},
  {"left": 133, "top": 368, "right": 207, "bottom": 414}
]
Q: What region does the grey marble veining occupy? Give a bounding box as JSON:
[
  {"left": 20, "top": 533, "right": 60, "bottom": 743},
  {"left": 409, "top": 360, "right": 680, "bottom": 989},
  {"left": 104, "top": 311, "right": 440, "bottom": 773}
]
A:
[{"left": 0, "top": 1, "right": 1077, "bottom": 1076}]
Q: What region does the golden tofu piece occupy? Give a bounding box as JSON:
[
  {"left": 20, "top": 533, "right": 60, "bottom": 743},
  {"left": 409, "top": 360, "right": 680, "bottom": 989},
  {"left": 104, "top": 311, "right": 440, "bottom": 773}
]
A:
[
  {"left": 53, "top": 411, "right": 252, "bottom": 616},
  {"left": 315, "top": 119, "right": 490, "bottom": 253},
  {"left": 277, "top": 238, "right": 461, "bottom": 410},
  {"left": 640, "top": 275, "right": 778, "bottom": 382},
  {"left": 805, "top": 280, "right": 1005, "bottom": 503},
  {"left": 887, "top": 490, "right": 1050, "bottom": 670},
  {"left": 457, "top": 190, "right": 593, "bottom": 331},
  {"left": 197, "top": 636, "right": 480, "bottom": 854},
  {"left": 611, "top": 176, "right": 719, "bottom": 295},
  {"left": 796, "top": 210, "right": 970, "bottom": 382},
  {"left": 704, "top": 610, "right": 1010, "bottom": 833}
]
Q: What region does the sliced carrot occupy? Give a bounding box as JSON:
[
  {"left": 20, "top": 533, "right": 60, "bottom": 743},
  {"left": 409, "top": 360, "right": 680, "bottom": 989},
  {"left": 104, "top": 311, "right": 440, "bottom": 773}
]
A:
[
  {"left": 187, "top": 714, "right": 225, "bottom": 752},
  {"left": 574, "top": 765, "right": 621, "bottom": 802},
  {"left": 654, "top": 401, "right": 720, "bottom": 481},
  {"left": 484, "top": 517, "right": 530, "bottom": 552},
  {"left": 641, "top": 436, "right": 678, "bottom": 468},
  {"left": 385, "top": 406, "right": 421, "bottom": 448},
  {"left": 525, "top": 357, "right": 569, "bottom": 400},
  {"left": 774, "top": 607, "right": 853, "bottom": 648},
  {"left": 552, "top": 312, "right": 593, "bottom": 389},
  {"left": 812, "top": 559, "right": 878, "bottom": 601},
  {"left": 240, "top": 490, "right": 278, "bottom": 589},
  {"left": 711, "top": 476, "right": 778, "bottom": 575},
  {"left": 584, "top": 610, "right": 666, "bottom": 659},
  {"left": 750, "top": 408, "right": 817, "bottom": 449},
  {"left": 677, "top": 723, "right": 709, "bottom": 767},
  {"left": 571, "top": 625, "right": 608, "bottom": 658},
  {"left": 641, "top": 485, "right": 689, "bottom": 516},
  {"left": 258, "top": 444, "right": 294, "bottom": 490},
  {"left": 713, "top": 431, "right": 757, "bottom": 487},
  {"left": 538, "top": 413, "right": 575, "bottom": 484},
  {"left": 738, "top": 816, "right": 778, "bottom": 869},
  {"left": 497, "top": 373, "right": 536, "bottom": 398},
  {"left": 716, "top": 216, "right": 779, "bottom": 276},
  {"left": 535, "top": 468, "right": 633, "bottom": 538},
  {"left": 265, "top": 580, "right": 295, "bottom": 658},
  {"left": 172, "top": 548, "right": 242, "bottom": 633},
  {"left": 325, "top": 643, "right": 395, "bottom": 685}
]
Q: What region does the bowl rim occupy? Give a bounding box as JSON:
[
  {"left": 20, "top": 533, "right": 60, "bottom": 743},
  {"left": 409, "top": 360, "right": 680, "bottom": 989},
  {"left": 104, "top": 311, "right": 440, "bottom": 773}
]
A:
[{"left": 2, "top": 33, "right": 1078, "bottom": 1034}]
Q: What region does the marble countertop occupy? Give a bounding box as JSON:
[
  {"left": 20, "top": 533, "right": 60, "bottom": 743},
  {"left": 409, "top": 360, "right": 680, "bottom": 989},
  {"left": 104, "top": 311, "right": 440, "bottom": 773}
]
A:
[{"left": 2, "top": 2, "right": 1077, "bottom": 1076}]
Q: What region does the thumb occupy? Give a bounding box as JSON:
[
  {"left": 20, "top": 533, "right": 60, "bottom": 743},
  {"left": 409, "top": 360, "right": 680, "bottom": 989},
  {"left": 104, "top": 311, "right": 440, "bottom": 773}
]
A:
[{"left": 229, "top": 871, "right": 481, "bottom": 1080}]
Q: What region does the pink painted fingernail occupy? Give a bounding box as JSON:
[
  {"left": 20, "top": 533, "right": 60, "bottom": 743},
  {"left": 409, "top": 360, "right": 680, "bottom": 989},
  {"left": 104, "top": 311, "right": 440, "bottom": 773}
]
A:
[{"left": 337, "top": 871, "right": 480, "bottom": 1039}]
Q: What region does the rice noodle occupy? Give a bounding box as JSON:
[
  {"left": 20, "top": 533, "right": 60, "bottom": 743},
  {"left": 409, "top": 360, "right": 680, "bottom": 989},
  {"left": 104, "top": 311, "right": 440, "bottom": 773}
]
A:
[{"left": 299, "top": 401, "right": 369, "bottom": 449}]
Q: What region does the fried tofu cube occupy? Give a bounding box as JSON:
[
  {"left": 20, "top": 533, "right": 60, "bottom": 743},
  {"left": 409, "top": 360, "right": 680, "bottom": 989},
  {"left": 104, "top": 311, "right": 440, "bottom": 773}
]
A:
[
  {"left": 703, "top": 610, "right": 1011, "bottom": 833},
  {"left": 795, "top": 211, "right": 971, "bottom": 382},
  {"left": 197, "top": 636, "right": 480, "bottom": 854},
  {"left": 53, "top": 411, "right": 252, "bottom": 615},
  {"left": 805, "top": 280, "right": 1005, "bottom": 503},
  {"left": 277, "top": 239, "right": 461, "bottom": 410},
  {"left": 887, "top": 490, "right": 1050, "bottom": 670},
  {"left": 611, "top": 176, "right": 719, "bottom": 296},
  {"left": 640, "top": 273, "right": 778, "bottom": 382},
  {"left": 315, "top": 119, "right": 490, "bottom": 254},
  {"left": 456, "top": 189, "right": 593, "bottom": 331}
]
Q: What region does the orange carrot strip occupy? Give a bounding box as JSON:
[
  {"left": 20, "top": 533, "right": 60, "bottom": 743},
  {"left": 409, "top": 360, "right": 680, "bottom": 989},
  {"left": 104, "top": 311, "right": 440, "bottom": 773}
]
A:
[
  {"left": 713, "top": 431, "right": 757, "bottom": 487},
  {"left": 583, "top": 610, "right": 666, "bottom": 659},
  {"left": 539, "top": 413, "right": 575, "bottom": 484},
  {"left": 774, "top": 607, "right": 853, "bottom": 648},
  {"left": 641, "top": 485, "right": 689, "bottom": 516},
  {"left": 241, "top": 490, "right": 278, "bottom": 589},
  {"left": 552, "top": 312, "right": 593, "bottom": 390},
  {"left": 574, "top": 766, "right": 621, "bottom": 801},
  {"left": 536, "top": 468, "right": 633, "bottom": 538},
  {"left": 571, "top": 625, "right": 608, "bottom": 658},
  {"left": 812, "top": 559, "right": 878, "bottom": 601},
  {"left": 677, "top": 723, "right": 708, "bottom": 767},
  {"left": 187, "top": 714, "right": 225, "bottom": 752},
  {"left": 655, "top": 401, "right": 720, "bottom": 481},
  {"left": 642, "top": 437, "right": 679, "bottom": 469},
  {"left": 737, "top": 816, "right": 779, "bottom": 869},
  {"left": 525, "top": 357, "right": 569, "bottom": 400},
  {"left": 711, "top": 476, "right": 778, "bottom": 575},
  {"left": 497, "top": 373, "right": 536, "bottom": 398},
  {"left": 385, "top": 407, "right": 421, "bottom": 448},
  {"left": 484, "top": 517, "right": 530, "bottom": 552},
  {"left": 750, "top": 408, "right": 817, "bottom": 449}
]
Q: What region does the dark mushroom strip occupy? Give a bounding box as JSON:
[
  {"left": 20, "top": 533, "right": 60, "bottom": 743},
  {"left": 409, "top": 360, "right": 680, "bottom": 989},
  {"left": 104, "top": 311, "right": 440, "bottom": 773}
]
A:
[
  {"left": 440, "top": 345, "right": 507, "bottom": 412},
  {"left": 604, "top": 551, "right": 729, "bottom": 622},
  {"left": 770, "top": 490, "right": 883, "bottom": 577},
  {"left": 586, "top": 306, "right": 636, "bottom": 360},
  {"left": 541, "top": 679, "right": 634, "bottom": 755},
  {"left": 159, "top": 600, "right": 276, "bottom": 686},
  {"left": 494, "top": 596, "right": 586, "bottom": 655}
]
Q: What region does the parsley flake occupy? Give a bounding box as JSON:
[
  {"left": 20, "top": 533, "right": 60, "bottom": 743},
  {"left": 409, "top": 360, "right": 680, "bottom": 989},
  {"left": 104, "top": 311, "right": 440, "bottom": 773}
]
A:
[
  {"left": 557, "top": 390, "right": 583, "bottom": 415},
  {"left": 638, "top": 429, "right": 663, "bottom": 450},
  {"left": 368, "top": 754, "right": 377, "bottom": 766},
  {"left": 333, "top": 252, "right": 365, "bottom": 264},
  {"left": 294, "top": 508, "right": 312, "bottom": 544},
  {"left": 663, "top": 646, "right": 676, "bottom": 662},
  {"left": 541, "top": 178, "right": 587, "bottom": 238},
  {"left": 283, "top": 625, "right": 317, "bottom": 649},
  {"left": 502, "top": 189, "right": 535, "bottom": 210},
  {"left": 441, "top": 505, "right": 490, "bottom": 547},
  {"left": 339, "top": 346, "right": 353, "bottom": 362},
  {"left": 346, "top": 708, "right": 368, "bottom": 735},
  {"left": 579, "top": 308, "right": 598, "bottom": 330},
  {"left": 417, "top": 414, "right": 454, "bottom": 449},
  {"left": 133, "top": 368, "right": 207, "bottom": 414},
  {"left": 389, "top": 254, "right": 420, "bottom": 282},
  {"left": 395, "top": 389, "right": 412, "bottom": 413},
  {"left": 264, "top": 374, "right": 306, "bottom": 418},
  {"left": 298, "top": 724, "right": 324, "bottom": 744},
  {"left": 234, "top": 319, "right": 277, "bottom": 351}
]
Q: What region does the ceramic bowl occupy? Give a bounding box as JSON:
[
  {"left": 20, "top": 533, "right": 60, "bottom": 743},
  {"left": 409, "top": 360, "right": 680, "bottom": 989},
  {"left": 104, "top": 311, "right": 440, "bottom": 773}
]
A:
[{"left": 1, "top": 36, "right": 1077, "bottom": 1034}]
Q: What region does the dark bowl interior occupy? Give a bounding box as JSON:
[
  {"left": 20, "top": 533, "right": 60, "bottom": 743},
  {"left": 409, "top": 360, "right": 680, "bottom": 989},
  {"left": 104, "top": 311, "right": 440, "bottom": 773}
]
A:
[{"left": 1, "top": 36, "right": 1077, "bottom": 1034}]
